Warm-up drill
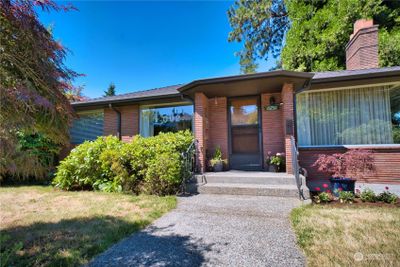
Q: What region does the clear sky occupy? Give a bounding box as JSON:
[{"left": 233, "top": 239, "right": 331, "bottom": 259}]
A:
[{"left": 39, "top": 1, "right": 275, "bottom": 98}]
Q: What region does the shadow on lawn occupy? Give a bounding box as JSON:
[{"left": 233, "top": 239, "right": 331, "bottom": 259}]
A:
[{"left": 1, "top": 217, "right": 213, "bottom": 267}]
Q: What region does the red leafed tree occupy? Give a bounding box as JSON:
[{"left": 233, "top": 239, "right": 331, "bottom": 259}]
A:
[{"left": 0, "top": 0, "right": 80, "bottom": 178}]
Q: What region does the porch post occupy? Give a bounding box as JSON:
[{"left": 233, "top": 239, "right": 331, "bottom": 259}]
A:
[
  {"left": 282, "top": 83, "right": 295, "bottom": 174},
  {"left": 194, "top": 92, "right": 209, "bottom": 173}
]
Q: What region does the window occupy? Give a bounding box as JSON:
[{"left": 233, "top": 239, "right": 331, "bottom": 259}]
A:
[
  {"left": 296, "top": 86, "right": 400, "bottom": 146},
  {"left": 140, "top": 104, "right": 193, "bottom": 137},
  {"left": 70, "top": 110, "right": 104, "bottom": 144}
]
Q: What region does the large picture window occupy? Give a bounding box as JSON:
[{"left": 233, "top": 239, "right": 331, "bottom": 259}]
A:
[
  {"left": 140, "top": 104, "right": 193, "bottom": 137},
  {"left": 296, "top": 86, "right": 400, "bottom": 146},
  {"left": 70, "top": 110, "right": 104, "bottom": 144}
]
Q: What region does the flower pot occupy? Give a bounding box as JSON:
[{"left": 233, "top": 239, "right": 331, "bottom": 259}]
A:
[
  {"left": 268, "top": 165, "right": 278, "bottom": 172},
  {"left": 330, "top": 178, "right": 355, "bottom": 196},
  {"left": 213, "top": 161, "right": 223, "bottom": 172}
]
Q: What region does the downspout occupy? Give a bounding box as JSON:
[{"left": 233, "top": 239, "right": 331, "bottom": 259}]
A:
[{"left": 109, "top": 103, "right": 121, "bottom": 140}]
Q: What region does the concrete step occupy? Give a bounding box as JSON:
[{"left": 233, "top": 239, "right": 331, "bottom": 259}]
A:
[
  {"left": 198, "top": 183, "right": 301, "bottom": 198},
  {"left": 197, "top": 172, "right": 296, "bottom": 185}
]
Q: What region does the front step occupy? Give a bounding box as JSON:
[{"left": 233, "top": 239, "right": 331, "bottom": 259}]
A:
[
  {"left": 200, "top": 172, "right": 296, "bottom": 185},
  {"left": 198, "top": 183, "right": 300, "bottom": 197}
]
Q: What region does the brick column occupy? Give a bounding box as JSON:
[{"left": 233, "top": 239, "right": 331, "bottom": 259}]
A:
[
  {"left": 121, "top": 105, "right": 139, "bottom": 142},
  {"left": 261, "top": 93, "right": 284, "bottom": 169},
  {"left": 207, "top": 97, "right": 228, "bottom": 160},
  {"left": 194, "top": 92, "right": 209, "bottom": 173},
  {"left": 281, "top": 83, "right": 295, "bottom": 174}
]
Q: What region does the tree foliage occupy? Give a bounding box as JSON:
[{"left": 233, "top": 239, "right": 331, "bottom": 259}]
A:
[
  {"left": 228, "top": 0, "right": 400, "bottom": 72},
  {"left": 104, "top": 82, "right": 116, "bottom": 97},
  {"left": 282, "top": 0, "right": 400, "bottom": 71},
  {"left": 0, "top": 0, "right": 78, "bottom": 179},
  {"left": 228, "top": 0, "right": 289, "bottom": 73}
]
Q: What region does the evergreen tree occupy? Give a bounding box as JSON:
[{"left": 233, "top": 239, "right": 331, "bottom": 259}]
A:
[{"left": 104, "top": 83, "right": 116, "bottom": 96}]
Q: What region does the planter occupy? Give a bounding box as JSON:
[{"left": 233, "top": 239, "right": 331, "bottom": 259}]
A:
[
  {"left": 268, "top": 165, "right": 278, "bottom": 172},
  {"left": 213, "top": 161, "right": 223, "bottom": 172},
  {"left": 330, "top": 178, "right": 355, "bottom": 196}
]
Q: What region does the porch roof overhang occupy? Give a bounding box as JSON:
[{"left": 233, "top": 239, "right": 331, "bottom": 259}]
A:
[{"left": 178, "top": 70, "right": 314, "bottom": 98}]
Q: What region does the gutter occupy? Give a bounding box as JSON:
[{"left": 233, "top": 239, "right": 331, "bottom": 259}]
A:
[{"left": 109, "top": 103, "right": 121, "bottom": 140}]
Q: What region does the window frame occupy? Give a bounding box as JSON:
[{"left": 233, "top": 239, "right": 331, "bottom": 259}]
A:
[{"left": 295, "top": 83, "right": 400, "bottom": 148}]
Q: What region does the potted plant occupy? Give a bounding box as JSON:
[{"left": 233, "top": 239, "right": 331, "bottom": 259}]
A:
[
  {"left": 209, "top": 146, "right": 226, "bottom": 172},
  {"left": 312, "top": 149, "right": 374, "bottom": 196},
  {"left": 266, "top": 152, "right": 286, "bottom": 172}
]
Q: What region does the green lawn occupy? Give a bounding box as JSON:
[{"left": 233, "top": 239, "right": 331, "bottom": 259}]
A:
[
  {"left": 291, "top": 204, "right": 400, "bottom": 267},
  {"left": 0, "top": 186, "right": 176, "bottom": 267}
]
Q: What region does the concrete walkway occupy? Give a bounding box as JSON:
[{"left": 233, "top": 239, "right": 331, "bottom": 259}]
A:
[{"left": 89, "top": 194, "right": 306, "bottom": 267}]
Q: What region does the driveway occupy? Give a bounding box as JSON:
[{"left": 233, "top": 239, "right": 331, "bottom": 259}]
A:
[{"left": 89, "top": 194, "right": 306, "bottom": 267}]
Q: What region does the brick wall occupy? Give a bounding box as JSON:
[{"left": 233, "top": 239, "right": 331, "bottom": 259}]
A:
[
  {"left": 121, "top": 105, "right": 139, "bottom": 142},
  {"left": 299, "top": 147, "right": 400, "bottom": 185},
  {"left": 281, "top": 83, "right": 294, "bottom": 174},
  {"left": 207, "top": 97, "right": 228, "bottom": 160},
  {"left": 194, "top": 92, "right": 209, "bottom": 173},
  {"left": 261, "top": 93, "right": 284, "bottom": 168},
  {"left": 346, "top": 19, "right": 379, "bottom": 70},
  {"left": 103, "top": 105, "right": 139, "bottom": 142}
]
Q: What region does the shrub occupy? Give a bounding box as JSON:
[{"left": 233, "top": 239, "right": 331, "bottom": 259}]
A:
[
  {"left": 53, "top": 131, "right": 194, "bottom": 195},
  {"left": 360, "top": 188, "right": 377, "bottom": 203},
  {"left": 312, "top": 149, "right": 374, "bottom": 179},
  {"left": 378, "top": 187, "right": 398, "bottom": 204},
  {"left": 53, "top": 136, "right": 124, "bottom": 191},
  {"left": 338, "top": 191, "right": 355, "bottom": 204},
  {"left": 313, "top": 192, "right": 332, "bottom": 203}
]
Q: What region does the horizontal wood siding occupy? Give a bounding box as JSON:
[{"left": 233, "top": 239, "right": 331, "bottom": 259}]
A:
[{"left": 299, "top": 147, "right": 400, "bottom": 184}]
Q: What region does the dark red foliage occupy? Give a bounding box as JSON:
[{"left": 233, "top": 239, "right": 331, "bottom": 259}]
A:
[{"left": 312, "top": 149, "right": 374, "bottom": 179}]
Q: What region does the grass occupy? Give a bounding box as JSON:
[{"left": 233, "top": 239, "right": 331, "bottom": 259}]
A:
[
  {"left": 291, "top": 204, "right": 400, "bottom": 267},
  {"left": 0, "top": 186, "right": 177, "bottom": 267}
]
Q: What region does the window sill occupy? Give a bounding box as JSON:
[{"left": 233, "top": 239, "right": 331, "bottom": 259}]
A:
[{"left": 298, "top": 144, "right": 400, "bottom": 151}]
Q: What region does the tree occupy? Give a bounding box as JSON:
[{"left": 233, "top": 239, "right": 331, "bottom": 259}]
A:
[
  {"left": 228, "top": 0, "right": 400, "bottom": 72},
  {"left": 104, "top": 83, "right": 116, "bottom": 97},
  {"left": 228, "top": 0, "right": 289, "bottom": 73},
  {"left": 0, "top": 0, "right": 79, "bottom": 179}
]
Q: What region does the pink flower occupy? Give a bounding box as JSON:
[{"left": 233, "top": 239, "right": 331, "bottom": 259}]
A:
[
  {"left": 323, "top": 183, "right": 328, "bottom": 188},
  {"left": 338, "top": 187, "right": 343, "bottom": 191},
  {"left": 315, "top": 187, "right": 321, "bottom": 191},
  {"left": 326, "top": 190, "right": 331, "bottom": 193},
  {"left": 385, "top": 186, "right": 389, "bottom": 190}
]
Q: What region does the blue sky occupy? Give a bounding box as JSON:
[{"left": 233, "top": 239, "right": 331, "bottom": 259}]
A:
[{"left": 39, "top": 1, "right": 275, "bottom": 98}]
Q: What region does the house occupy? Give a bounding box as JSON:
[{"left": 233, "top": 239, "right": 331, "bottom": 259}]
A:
[{"left": 69, "top": 19, "right": 400, "bottom": 195}]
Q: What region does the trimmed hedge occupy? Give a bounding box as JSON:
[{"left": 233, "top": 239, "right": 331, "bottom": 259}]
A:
[{"left": 53, "top": 131, "right": 193, "bottom": 195}]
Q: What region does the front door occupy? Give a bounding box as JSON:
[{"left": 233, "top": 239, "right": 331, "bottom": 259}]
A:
[{"left": 228, "top": 96, "right": 262, "bottom": 170}]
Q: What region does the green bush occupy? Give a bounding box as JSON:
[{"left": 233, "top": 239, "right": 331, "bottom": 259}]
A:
[
  {"left": 313, "top": 192, "right": 332, "bottom": 203},
  {"left": 360, "top": 188, "right": 377, "bottom": 203},
  {"left": 53, "top": 136, "right": 124, "bottom": 191},
  {"left": 53, "top": 131, "right": 194, "bottom": 195},
  {"left": 378, "top": 191, "right": 398, "bottom": 204},
  {"left": 338, "top": 191, "right": 355, "bottom": 204}
]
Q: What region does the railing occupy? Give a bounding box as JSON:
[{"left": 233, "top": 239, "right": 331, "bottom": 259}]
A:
[
  {"left": 180, "top": 139, "right": 197, "bottom": 193},
  {"left": 290, "top": 136, "right": 306, "bottom": 200}
]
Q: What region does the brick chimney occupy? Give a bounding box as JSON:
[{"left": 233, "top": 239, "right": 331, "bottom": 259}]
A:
[{"left": 345, "top": 19, "right": 379, "bottom": 70}]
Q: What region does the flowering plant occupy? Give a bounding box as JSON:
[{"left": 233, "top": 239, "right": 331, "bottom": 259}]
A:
[{"left": 312, "top": 149, "right": 374, "bottom": 179}]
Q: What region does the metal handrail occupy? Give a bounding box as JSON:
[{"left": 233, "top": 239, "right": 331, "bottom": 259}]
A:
[
  {"left": 290, "top": 136, "right": 306, "bottom": 200},
  {"left": 180, "top": 139, "right": 197, "bottom": 193}
]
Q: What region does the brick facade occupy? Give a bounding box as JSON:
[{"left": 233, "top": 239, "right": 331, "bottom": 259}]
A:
[
  {"left": 299, "top": 147, "right": 400, "bottom": 186},
  {"left": 346, "top": 19, "right": 379, "bottom": 70},
  {"left": 103, "top": 105, "right": 139, "bottom": 142},
  {"left": 261, "top": 93, "right": 284, "bottom": 168},
  {"left": 207, "top": 97, "right": 228, "bottom": 161}
]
